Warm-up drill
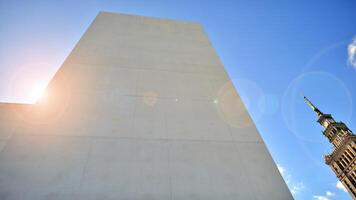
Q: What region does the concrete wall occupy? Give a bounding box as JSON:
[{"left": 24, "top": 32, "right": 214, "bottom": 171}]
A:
[{"left": 0, "top": 12, "right": 293, "bottom": 200}]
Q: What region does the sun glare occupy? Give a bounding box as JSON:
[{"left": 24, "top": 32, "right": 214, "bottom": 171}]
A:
[{"left": 29, "top": 84, "right": 47, "bottom": 103}]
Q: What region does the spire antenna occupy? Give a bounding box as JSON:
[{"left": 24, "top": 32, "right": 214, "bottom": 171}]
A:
[{"left": 304, "top": 96, "right": 323, "bottom": 116}]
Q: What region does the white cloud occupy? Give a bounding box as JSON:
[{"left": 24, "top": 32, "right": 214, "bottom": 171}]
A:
[
  {"left": 277, "top": 164, "right": 304, "bottom": 195},
  {"left": 291, "top": 182, "right": 305, "bottom": 195},
  {"left": 313, "top": 195, "right": 330, "bottom": 200},
  {"left": 326, "top": 191, "right": 335, "bottom": 196},
  {"left": 336, "top": 181, "right": 348, "bottom": 192},
  {"left": 277, "top": 164, "right": 285, "bottom": 175},
  {"left": 348, "top": 36, "right": 356, "bottom": 68},
  {"left": 312, "top": 191, "right": 335, "bottom": 200}
]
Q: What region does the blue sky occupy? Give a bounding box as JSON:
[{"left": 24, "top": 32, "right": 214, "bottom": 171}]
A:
[{"left": 1, "top": 0, "right": 356, "bottom": 199}]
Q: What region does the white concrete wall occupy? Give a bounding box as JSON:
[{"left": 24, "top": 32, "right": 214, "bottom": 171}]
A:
[{"left": 0, "top": 12, "right": 293, "bottom": 200}]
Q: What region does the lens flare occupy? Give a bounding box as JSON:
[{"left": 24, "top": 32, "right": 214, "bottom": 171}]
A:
[
  {"left": 281, "top": 71, "right": 353, "bottom": 142},
  {"left": 215, "top": 79, "right": 265, "bottom": 128},
  {"left": 143, "top": 91, "right": 159, "bottom": 106},
  {"left": 28, "top": 84, "right": 47, "bottom": 103}
]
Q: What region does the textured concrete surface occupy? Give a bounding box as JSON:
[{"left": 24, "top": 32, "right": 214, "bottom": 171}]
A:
[{"left": 0, "top": 12, "right": 293, "bottom": 199}]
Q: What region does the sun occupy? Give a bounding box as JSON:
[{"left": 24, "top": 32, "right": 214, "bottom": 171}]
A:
[{"left": 28, "top": 84, "right": 47, "bottom": 103}]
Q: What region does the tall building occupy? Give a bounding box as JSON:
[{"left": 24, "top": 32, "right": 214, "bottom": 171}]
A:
[
  {"left": 304, "top": 96, "right": 356, "bottom": 198},
  {"left": 0, "top": 12, "right": 292, "bottom": 199}
]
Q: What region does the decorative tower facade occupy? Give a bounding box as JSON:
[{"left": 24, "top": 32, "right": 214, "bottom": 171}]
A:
[{"left": 304, "top": 96, "right": 356, "bottom": 198}]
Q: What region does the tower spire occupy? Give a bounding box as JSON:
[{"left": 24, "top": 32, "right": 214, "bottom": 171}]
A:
[
  {"left": 304, "top": 96, "right": 323, "bottom": 117},
  {"left": 304, "top": 96, "right": 355, "bottom": 199}
]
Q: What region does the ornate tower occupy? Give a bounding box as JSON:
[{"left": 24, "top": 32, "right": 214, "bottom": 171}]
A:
[{"left": 304, "top": 96, "right": 356, "bottom": 198}]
